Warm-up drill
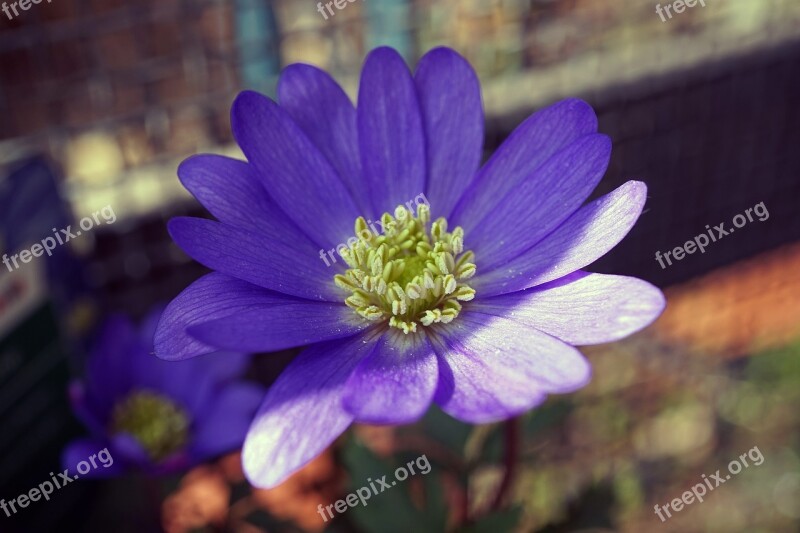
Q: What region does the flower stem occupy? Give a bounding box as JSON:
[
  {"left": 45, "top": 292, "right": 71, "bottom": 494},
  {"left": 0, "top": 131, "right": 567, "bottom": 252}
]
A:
[
  {"left": 457, "top": 471, "right": 470, "bottom": 526},
  {"left": 490, "top": 416, "right": 520, "bottom": 511}
]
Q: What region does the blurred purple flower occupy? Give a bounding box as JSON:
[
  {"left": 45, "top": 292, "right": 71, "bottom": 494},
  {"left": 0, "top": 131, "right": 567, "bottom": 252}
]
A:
[
  {"left": 63, "top": 308, "right": 263, "bottom": 476},
  {"left": 154, "top": 46, "right": 665, "bottom": 487}
]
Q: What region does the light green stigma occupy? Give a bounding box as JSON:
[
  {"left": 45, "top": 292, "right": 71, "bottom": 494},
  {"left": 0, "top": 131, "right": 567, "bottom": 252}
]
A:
[
  {"left": 111, "top": 390, "right": 190, "bottom": 462},
  {"left": 335, "top": 204, "right": 476, "bottom": 334}
]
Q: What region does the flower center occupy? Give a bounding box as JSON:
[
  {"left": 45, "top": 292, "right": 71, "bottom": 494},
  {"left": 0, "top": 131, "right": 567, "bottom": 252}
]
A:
[
  {"left": 111, "top": 390, "right": 190, "bottom": 461},
  {"left": 335, "top": 204, "right": 476, "bottom": 334}
]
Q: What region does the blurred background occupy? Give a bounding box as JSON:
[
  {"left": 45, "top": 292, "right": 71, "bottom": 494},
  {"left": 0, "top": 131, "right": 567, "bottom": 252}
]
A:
[{"left": 1, "top": 0, "right": 799, "bottom": 531}]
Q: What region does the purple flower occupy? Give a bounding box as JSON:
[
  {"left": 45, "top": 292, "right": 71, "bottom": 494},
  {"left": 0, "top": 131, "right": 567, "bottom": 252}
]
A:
[
  {"left": 155, "top": 47, "right": 665, "bottom": 488},
  {"left": 63, "top": 308, "right": 263, "bottom": 476}
]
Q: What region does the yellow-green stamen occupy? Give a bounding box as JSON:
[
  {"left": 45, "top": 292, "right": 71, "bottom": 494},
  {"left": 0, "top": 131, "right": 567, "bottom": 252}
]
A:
[
  {"left": 335, "top": 204, "right": 476, "bottom": 334},
  {"left": 111, "top": 390, "right": 190, "bottom": 461}
]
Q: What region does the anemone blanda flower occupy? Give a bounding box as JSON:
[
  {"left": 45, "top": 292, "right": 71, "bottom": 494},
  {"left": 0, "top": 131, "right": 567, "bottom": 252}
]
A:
[
  {"left": 154, "top": 46, "right": 665, "bottom": 488},
  {"left": 63, "top": 308, "right": 264, "bottom": 476}
]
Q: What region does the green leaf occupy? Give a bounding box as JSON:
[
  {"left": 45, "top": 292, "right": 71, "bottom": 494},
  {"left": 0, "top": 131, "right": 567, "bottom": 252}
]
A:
[
  {"left": 418, "top": 404, "right": 473, "bottom": 455},
  {"left": 524, "top": 400, "right": 572, "bottom": 436},
  {"left": 343, "top": 441, "right": 446, "bottom": 533},
  {"left": 746, "top": 339, "right": 800, "bottom": 383},
  {"left": 418, "top": 470, "right": 448, "bottom": 532}
]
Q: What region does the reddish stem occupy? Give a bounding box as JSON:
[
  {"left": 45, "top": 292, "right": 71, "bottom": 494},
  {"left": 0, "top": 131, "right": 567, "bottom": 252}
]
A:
[
  {"left": 490, "top": 417, "right": 520, "bottom": 511},
  {"left": 457, "top": 474, "right": 470, "bottom": 526}
]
